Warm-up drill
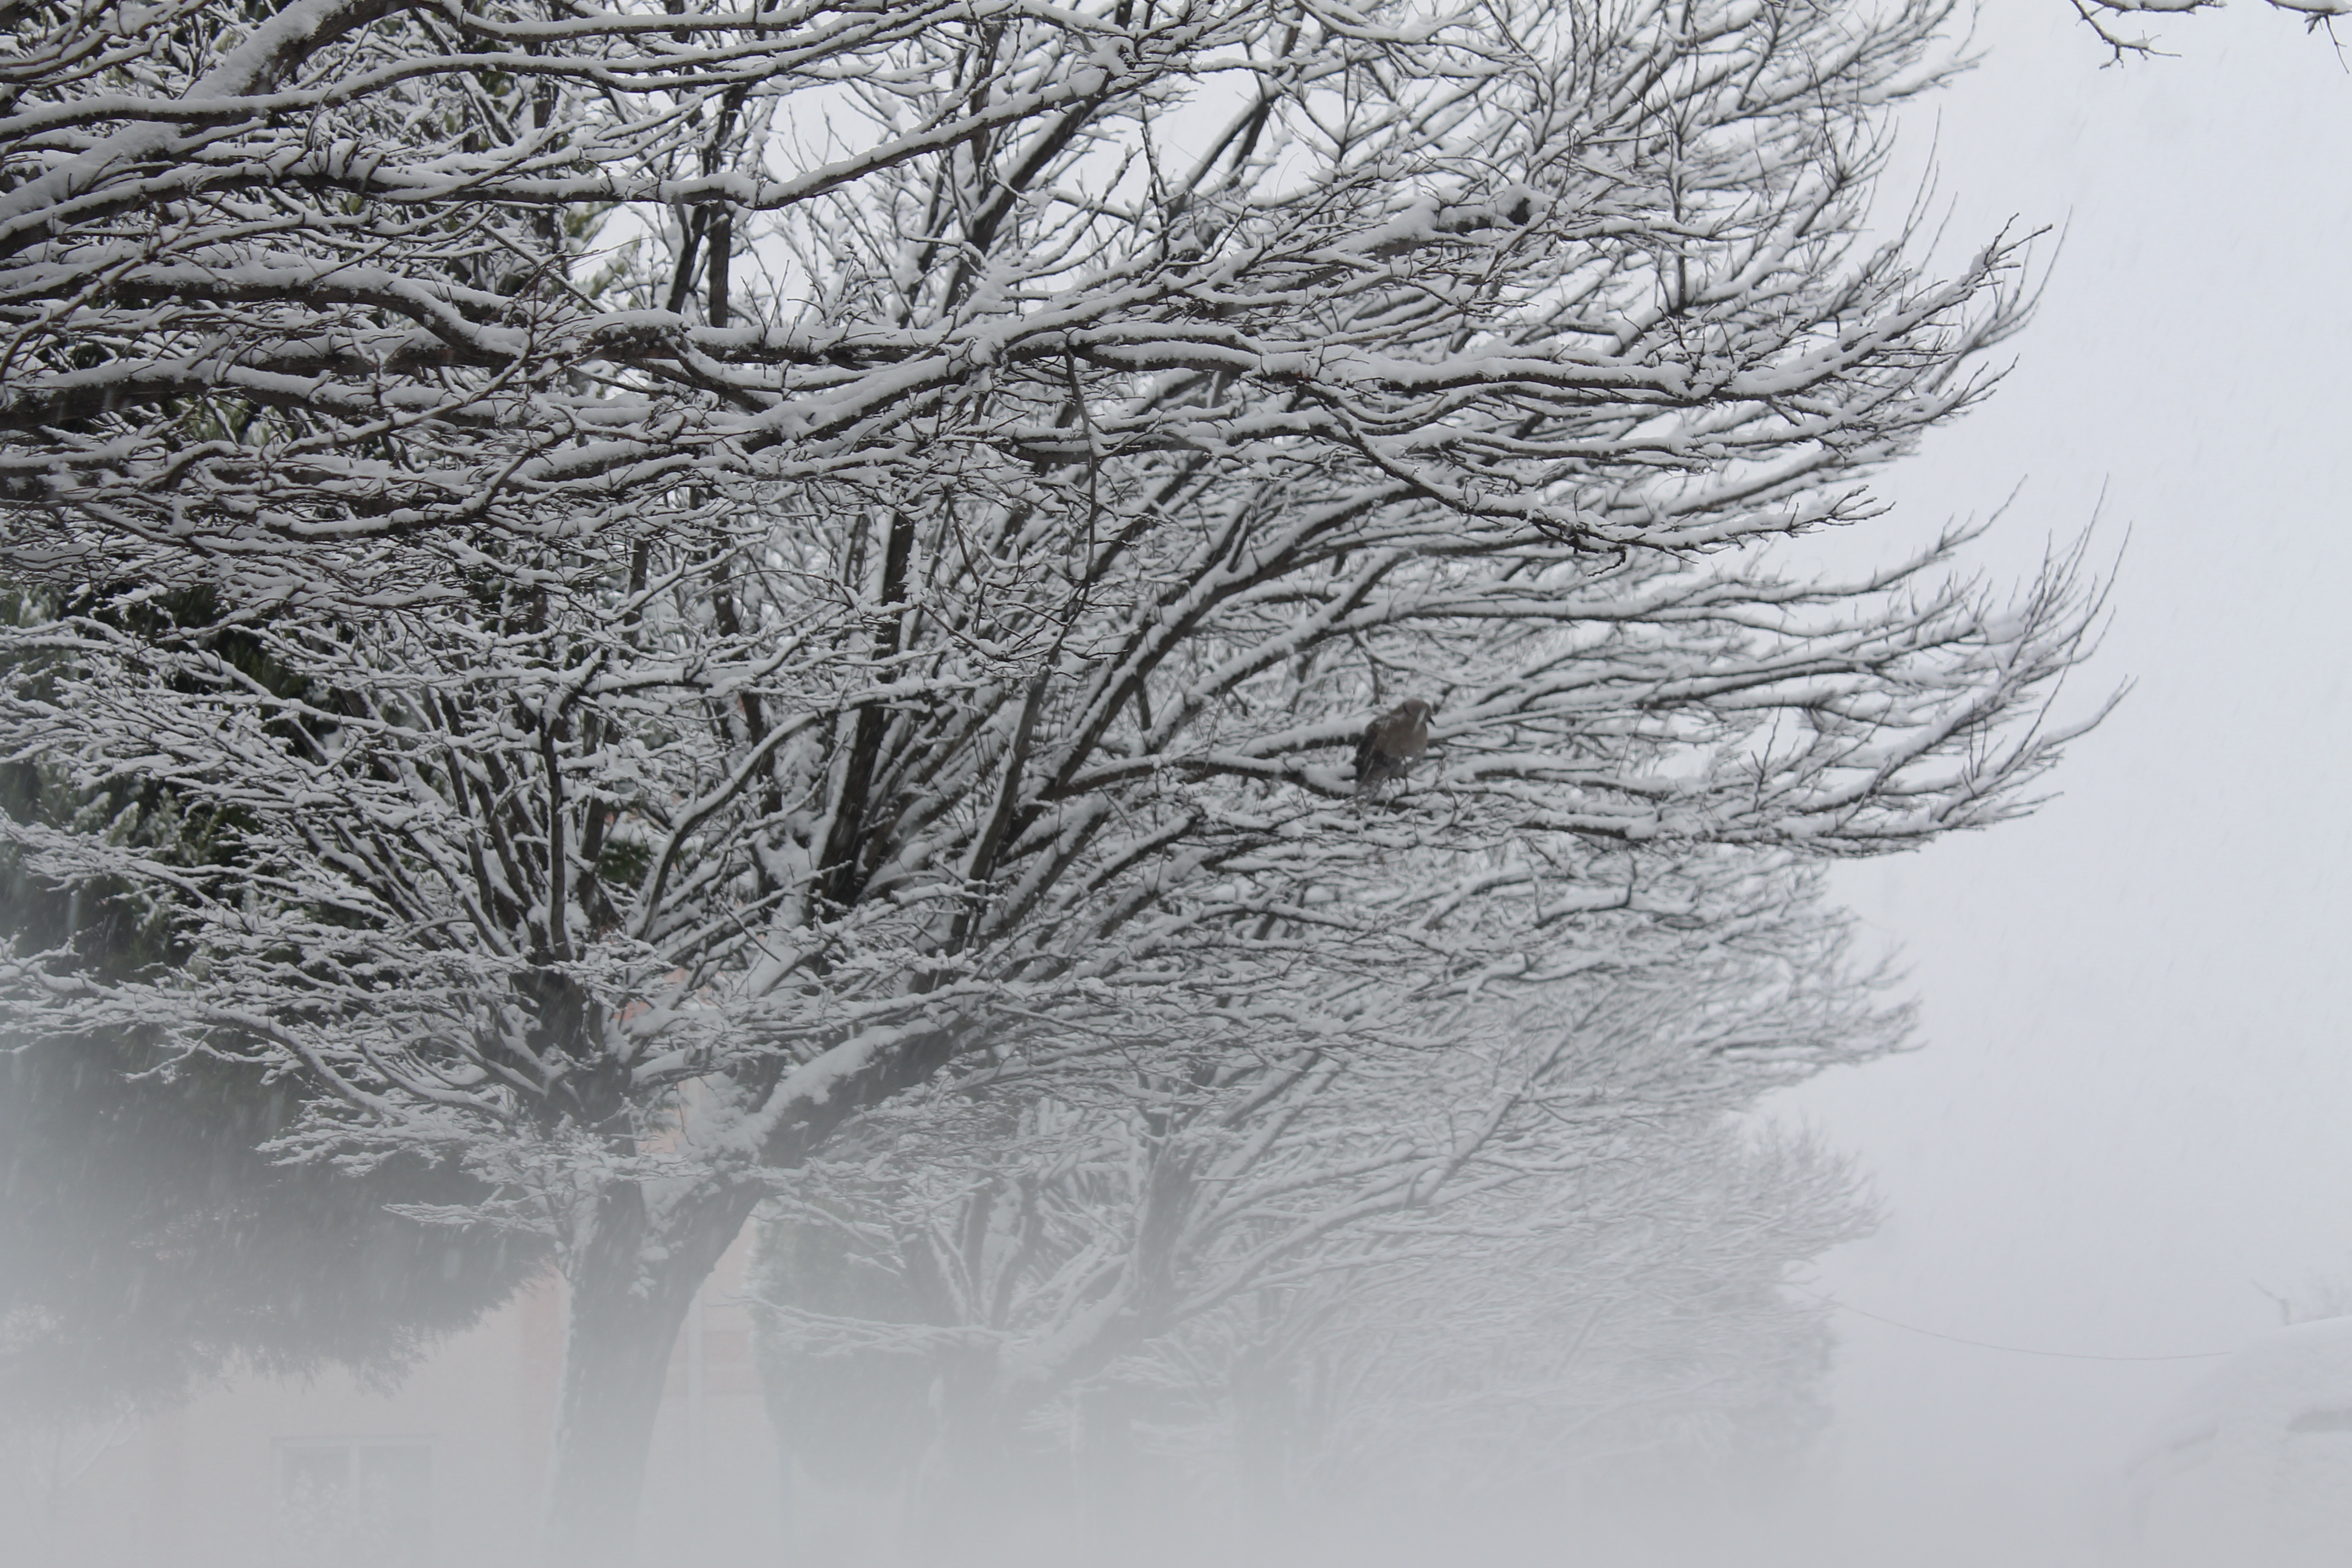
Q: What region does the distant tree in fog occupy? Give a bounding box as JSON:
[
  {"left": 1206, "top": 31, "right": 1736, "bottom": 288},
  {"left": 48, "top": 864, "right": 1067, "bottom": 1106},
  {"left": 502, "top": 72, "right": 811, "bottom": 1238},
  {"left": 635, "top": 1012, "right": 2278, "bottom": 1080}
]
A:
[
  {"left": 0, "top": 0, "right": 2103, "bottom": 1556},
  {"left": 0, "top": 1036, "right": 541, "bottom": 1433},
  {"left": 748, "top": 859, "right": 1886, "bottom": 1525},
  {"left": 0, "top": 755, "right": 540, "bottom": 1433},
  {"left": 1278, "top": 1121, "right": 1861, "bottom": 1501}
]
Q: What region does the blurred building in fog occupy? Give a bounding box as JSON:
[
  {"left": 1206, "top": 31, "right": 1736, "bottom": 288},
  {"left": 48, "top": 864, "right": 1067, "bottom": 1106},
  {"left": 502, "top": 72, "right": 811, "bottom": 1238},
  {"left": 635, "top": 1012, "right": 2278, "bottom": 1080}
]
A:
[
  {"left": 2124, "top": 1318, "right": 2352, "bottom": 1568},
  {"left": 8, "top": 1237, "right": 779, "bottom": 1568}
]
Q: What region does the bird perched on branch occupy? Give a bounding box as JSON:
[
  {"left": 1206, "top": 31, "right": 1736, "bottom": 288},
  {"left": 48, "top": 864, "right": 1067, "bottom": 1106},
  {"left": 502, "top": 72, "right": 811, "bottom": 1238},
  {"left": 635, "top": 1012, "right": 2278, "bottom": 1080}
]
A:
[{"left": 1353, "top": 699, "right": 1436, "bottom": 793}]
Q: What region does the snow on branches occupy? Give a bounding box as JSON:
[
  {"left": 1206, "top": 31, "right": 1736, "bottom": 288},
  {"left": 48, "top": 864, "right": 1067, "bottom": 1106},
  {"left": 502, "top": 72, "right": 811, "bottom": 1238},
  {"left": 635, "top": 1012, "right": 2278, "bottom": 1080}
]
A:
[
  {"left": 0, "top": 0, "right": 2106, "bottom": 1551},
  {"left": 749, "top": 878, "right": 1894, "bottom": 1507},
  {"left": 7, "top": 0, "right": 2033, "bottom": 570}
]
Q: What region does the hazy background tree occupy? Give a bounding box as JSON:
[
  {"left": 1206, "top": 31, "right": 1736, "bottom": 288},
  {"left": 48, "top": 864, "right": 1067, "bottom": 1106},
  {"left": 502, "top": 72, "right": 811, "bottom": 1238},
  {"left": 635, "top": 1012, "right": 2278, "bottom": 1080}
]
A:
[
  {"left": 1278, "top": 1124, "right": 1862, "bottom": 1505},
  {"left": 750, "top": 857, "right": 1886, "bottom": 1547},
  {"left": 0, "top": 1038, "right": 538, "bottom": 1432},
  {"left": 0, "top": 0, "right": 2105, "bottom": 1557},
  {"left": 0, "top": 732, "right": 542, "bottom": 1433},
  {"left": 0, "top": 735, "right": 541, "bottom": 1562}
]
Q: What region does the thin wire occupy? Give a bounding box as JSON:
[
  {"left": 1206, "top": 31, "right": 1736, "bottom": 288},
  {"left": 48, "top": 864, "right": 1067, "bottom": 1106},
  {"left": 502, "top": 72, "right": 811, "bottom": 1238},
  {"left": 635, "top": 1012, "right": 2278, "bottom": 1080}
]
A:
[{"left": 1794, "top": 1289, "right": 2232, "bottom": 1363}]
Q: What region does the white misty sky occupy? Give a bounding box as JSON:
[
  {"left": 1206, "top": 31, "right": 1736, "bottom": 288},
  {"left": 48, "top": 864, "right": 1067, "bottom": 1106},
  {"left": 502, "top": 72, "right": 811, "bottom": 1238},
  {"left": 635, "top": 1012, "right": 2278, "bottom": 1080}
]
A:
[{"left": 1766, "top": 2, "right": 2352, "bottom": 1562}]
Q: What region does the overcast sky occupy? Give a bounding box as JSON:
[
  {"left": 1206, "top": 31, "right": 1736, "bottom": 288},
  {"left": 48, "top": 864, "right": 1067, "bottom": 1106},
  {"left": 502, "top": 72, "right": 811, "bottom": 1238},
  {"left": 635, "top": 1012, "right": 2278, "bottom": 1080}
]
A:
[{"left": 1762, "top": 2, "right": 2352, "bottom": 1562}]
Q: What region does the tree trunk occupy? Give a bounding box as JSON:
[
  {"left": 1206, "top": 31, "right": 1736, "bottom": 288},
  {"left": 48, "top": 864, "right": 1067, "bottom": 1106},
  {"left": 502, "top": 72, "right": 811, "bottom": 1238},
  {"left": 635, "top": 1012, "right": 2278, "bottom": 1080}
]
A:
[
  {"left": 541, "top": 1180, "right": 761, "bottom": 1567},
  {"left": 1232, "top": 1348, "right": 1295, "bottom": 1531},
  {"left": 909, "top": 1343, "right": 1013, "bottom": 1556},
  {"left": 1080, "top": 1383, "right": 1139, "bottom": 1553}
]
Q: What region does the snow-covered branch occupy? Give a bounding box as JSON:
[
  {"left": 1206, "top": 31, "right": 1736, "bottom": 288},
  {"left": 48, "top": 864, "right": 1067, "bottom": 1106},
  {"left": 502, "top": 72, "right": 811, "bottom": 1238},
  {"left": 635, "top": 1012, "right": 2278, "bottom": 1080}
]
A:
[{"left": 0, "top": 0, "right": 2103, "bottom": 1552}]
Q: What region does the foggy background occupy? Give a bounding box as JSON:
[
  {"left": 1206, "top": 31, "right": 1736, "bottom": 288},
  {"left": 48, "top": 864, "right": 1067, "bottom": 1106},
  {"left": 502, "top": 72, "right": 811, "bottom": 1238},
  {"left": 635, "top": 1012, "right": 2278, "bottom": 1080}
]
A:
[
  {"left": 7, "top": 2, "right": 2350, "bottom": 1564},
  {"left": 1772, "top": 2, "right": 2352, "bottom": 1564}
]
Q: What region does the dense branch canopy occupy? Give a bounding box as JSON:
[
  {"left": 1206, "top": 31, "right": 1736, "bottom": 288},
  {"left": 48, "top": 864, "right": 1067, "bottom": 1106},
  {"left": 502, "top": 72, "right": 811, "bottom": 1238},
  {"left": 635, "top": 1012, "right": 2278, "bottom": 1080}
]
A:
[
  {"left": 2, "top": 0, "right": 2101, "bottom": 1261},
  {"left": 752, "top": 872, "right": 1891, "bottom": 1482}
]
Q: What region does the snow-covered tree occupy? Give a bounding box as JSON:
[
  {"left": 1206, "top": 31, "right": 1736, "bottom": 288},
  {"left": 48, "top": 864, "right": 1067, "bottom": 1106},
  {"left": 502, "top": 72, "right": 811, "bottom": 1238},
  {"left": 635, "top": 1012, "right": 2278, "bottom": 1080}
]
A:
[
  {"left": 0, "top": 0, "right": 2103, "bottom": 1556},
  {"left": 0, "top": 742, "right": 539, "bottom": 1433},
  {"left": 1274, "top": 1121, "right": 1862, "bottom": 1504},
  {"left": 2065, "top": 0, "right": 2349, "bottom": 61},
  {"left": 0, "top": 1032, "right": 541, "bottom": 1433},
  {"left": 751, "top": 859, "right": 1885, "bottom": 1530}
]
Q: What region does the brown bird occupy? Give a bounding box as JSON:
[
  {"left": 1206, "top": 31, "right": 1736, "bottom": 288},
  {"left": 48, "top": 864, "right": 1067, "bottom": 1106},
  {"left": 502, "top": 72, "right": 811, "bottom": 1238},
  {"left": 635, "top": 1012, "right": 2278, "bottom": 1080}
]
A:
[{"left": 1353, "top": 699, "right": 1436, "bottom": 792}]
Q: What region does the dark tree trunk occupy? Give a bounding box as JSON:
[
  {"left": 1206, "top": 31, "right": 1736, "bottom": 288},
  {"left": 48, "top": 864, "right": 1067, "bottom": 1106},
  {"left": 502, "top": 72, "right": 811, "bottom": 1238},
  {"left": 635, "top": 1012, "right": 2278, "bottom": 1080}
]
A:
[{"left": 541, "top": 1179, "right": 764, "bottom": 1567}]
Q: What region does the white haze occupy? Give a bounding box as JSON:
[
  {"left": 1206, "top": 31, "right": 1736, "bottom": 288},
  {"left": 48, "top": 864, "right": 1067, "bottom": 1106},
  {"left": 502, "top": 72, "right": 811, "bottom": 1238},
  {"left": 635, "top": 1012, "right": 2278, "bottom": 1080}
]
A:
[
  {"left": 1767, "top": 1, "right": 2352, "bottom": 1564},
  {"left": 9, "top": 2, "right": 2351, "bottom": 1565},
  {"left": 1189, "top": 6, "right": 2352, "bottom": 1565},
  {"left": 1162, "top": 9, "right": 2352, "bottom": 1564}
]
